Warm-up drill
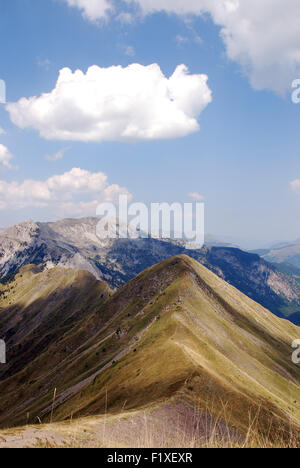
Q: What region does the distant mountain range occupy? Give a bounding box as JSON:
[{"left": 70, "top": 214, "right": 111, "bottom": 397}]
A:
[
  {"left": 202, "top": 233, "right": 238, "bottom": 248},
  {"left": 0, "top": 218, "right": 300, "bottom": 324},
  {"left": 254, "top": 239, "right": 300, "bottom": 270},
  {"left": 0, "top": 256, "right": 299, "bottom": 445}
]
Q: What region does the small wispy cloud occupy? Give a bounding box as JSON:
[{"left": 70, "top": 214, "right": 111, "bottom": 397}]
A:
[
  {"left": 63, "top": 0, "right": 113, "bottom": 22},
  {"left": 175, "top": 33, "right": 203, "bottom": 48},
  {"left": 193, "top": 34, "right": 203, "bottom": 45},
  {"left": 290, "top": 179, "right": 300, "bottom": 194},
  {"left": 0, "top": 144, "right": 15, "bottom": 170},
  {"left": 45, "top": 147, "right": 70, "bottom": 161},
  {"left": 37, "top": 58, "right": 51, "bottom": 70},
  {"left": 124, "top": 45, "right": 135, "bottom": 57},
  {"left": 117, "top": 12, "right": 134, "bottom": 24},
  {"left": 188, "top": 192, "right": 205, "bottom": 202},
  {"left": 175, "top": 35, "right": 189, "bottom": 46}
]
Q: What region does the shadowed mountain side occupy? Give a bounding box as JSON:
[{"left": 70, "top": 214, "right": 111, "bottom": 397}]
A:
[
  {"left": 189, "top": 247, "right": 300, "bottom": 320},
  {"left": 0, "top": 266, "right": 112, "bottom": 381},
  {"left": 0, "top": 256, "right": 299, "bottom": 442}
]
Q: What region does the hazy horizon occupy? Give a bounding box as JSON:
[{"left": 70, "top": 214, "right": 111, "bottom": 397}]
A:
[{"left": 0, "top": 213, "right": 298, "bottom": 250}]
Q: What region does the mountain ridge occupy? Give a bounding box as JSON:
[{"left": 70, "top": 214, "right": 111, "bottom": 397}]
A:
[
  {"left": 1, "top": 217, "right": 300, "bottom": 323},
  {"left": 262, "top": 240, "right": 300, "bottom": 269},
  {"left": 0, "top": 255, "right": 299, "bottom": 445}
]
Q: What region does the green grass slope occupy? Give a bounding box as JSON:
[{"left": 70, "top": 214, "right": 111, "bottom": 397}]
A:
[{"left": 0, "top": 256, "right": 299, "bottom": 443}]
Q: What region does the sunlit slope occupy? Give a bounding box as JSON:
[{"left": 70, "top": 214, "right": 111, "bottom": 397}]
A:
[
  {"left": 50, "top": 255, "right": 300, "bottom": 437},
  {"left": 0, "top": 256, "right": 299, "bottom": 439}
]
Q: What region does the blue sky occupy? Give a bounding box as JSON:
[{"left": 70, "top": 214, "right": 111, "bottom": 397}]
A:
[{"left": 1, "top": 0, "right": 300, "bottom": 248}]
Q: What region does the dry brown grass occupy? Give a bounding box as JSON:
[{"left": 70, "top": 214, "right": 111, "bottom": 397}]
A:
[{"left": 1, "top": 400, "right": 299, "bottom": 449}]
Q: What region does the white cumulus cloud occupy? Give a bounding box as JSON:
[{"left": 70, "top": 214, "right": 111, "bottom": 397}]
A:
[
  {"left": 60, "top": 0, "right": 300, "bottom": 93},
  {"left": 0, "top": 167, "right": 131, "bottom": 216},
  {"left": 0, "top": 144, "right": 14, "bottom": 170},
  {"left": 6, "top": 63, "right": 212, "bottom": 143},
  {"left": 63, "top": 0, "right": 113, "bottom": 21},
  {"left": 126, "top": 0, "right": 300, "bottom": 94}
]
